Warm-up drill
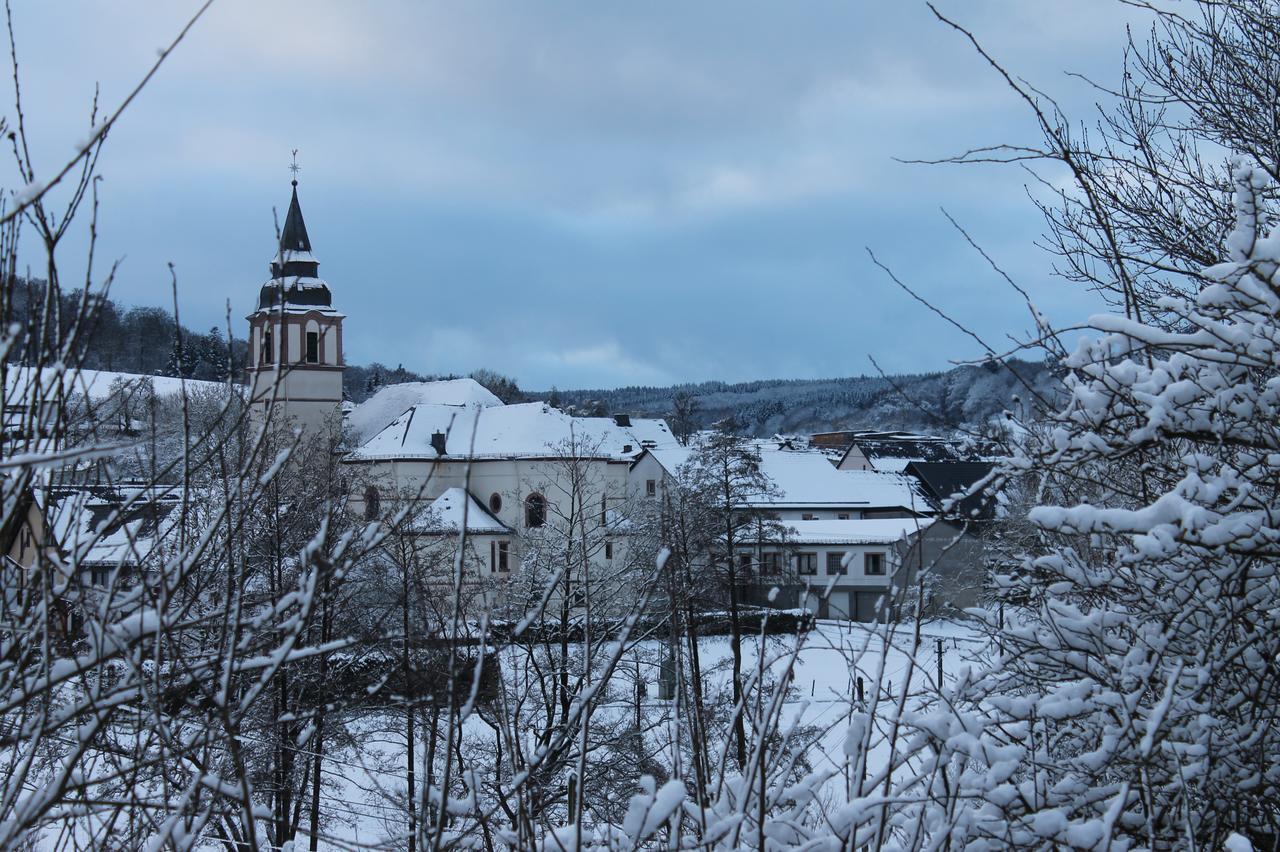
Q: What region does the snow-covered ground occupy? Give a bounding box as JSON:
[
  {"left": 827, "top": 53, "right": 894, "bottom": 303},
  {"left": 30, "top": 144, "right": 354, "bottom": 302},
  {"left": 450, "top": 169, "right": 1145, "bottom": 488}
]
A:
[{"left": 311, "top": 618, "right": 990, "bottom": 848}]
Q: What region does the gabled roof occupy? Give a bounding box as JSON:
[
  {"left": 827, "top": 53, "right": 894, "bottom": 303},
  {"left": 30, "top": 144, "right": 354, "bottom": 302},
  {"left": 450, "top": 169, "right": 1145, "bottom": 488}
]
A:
[
  {"left": 407, "top": 488, "right": 512, "bottom": 535},
  {"left": 837, "top": 431, "right": 963, "bottom": 472},
  {"left": 348, "top": 402, "right": 642, "bottom": 462},
  {"left": 348, "top": 380, "right": 504, "bottom": 444},
  {"left": 634, "top": 445, "right": 930, "bottom": 513},
  {"left": 46, "top": 485, "right": 181, "bottom": 570},
  {"left": 751, "top": 449, "right": 927, "bottom": 510},
  {"left": 902, "top": 461, "right": 996, "bottom": 519}
]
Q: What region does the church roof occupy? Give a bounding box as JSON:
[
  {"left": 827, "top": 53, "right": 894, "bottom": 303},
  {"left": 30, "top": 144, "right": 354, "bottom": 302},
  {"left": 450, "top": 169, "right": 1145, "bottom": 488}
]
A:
[
  {"left": 259, "top": 181, "right": 333, "bottom": 311},
  {"left": 347, "top": 380, "right": 505, "bottom": 444},
  {"left": 347, "top": 402, "right": 644, "bottom": 462}
]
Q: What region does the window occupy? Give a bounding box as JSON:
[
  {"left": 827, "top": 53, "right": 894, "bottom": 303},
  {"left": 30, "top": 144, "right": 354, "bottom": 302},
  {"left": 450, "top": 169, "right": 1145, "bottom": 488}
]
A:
[
  {"left": 646, "top": 479, "right": 657, "bottom": 497},
  {"left": 489, "top": 493, "right": 503, "bottom": 514},
  {"left": 600, "top": 494, "right": 607, "bottom": 526},
  {"left": 827, "top": 552, "right": 847, "bottom": 575},
  {"left": 795, "top": 552, "right": 817, "bottom": 575},
  {"left": 760, "top": 552, "right": 779, "bottom": 575},
  {"left": 802, "top": 513, "right": 816, "bottom": 521},
  {"left": 262, "top": 329, "right": 274, "bottom": 364},
  {"left": 864, "top": 552, "right": 886, "bottom": 576},
  {"left": 837, "top": 513, "right": 850, "bottom": 520},
  {"left": 738, "top": 552, "right": 752, "bottom": 574},
  {"left": 305, "top": 331, "right": 319, "bottom": 363},
  {"left": 605, "top": 541, "right": 614, "bottom": 560},
  {"left": 524, "top": 493, "right": 546, "bottom": 528},
  {"left": 491, "top": 540, "right": 510, "bottom": 573},
  {"left": 363, "top": 485, "right": 381, "bottom": 521}
]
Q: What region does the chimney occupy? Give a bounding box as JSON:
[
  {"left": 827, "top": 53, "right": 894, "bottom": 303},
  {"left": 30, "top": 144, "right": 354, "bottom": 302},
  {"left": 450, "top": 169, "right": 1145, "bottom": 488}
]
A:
[
  {"left": 613, "top": 414, "right": 632, "bottom": 427},
  {"left": 430, "top": 431, "right": 447, "bottom": 456}
]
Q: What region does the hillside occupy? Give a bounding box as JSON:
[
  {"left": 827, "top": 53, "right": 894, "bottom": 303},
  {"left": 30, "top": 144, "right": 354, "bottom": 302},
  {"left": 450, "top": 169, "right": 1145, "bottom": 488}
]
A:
[
  {"left": 545, "top": 359, "right": 1058, "bottom": 437},
  {"left": 7, "top": 285, "right": 1057, "bottom": 437}
]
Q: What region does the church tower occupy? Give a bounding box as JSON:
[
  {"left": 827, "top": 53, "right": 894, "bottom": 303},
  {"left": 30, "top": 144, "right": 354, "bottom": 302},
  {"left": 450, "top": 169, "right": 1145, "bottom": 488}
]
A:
[{"left": 247, "top": 173, "right": 345, "bottom": 432}]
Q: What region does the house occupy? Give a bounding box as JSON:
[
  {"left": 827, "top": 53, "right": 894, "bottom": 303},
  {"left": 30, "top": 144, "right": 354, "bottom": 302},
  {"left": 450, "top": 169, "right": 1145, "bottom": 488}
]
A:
[
  {"left": 629, "top": 444, "right": 931, "bottom": 520},
  {"left": 46, "top": 485, "right": 182, "bottom": 590},
  {"left": 738, "top": 517, "right": 932, "bottom": 621},
  {"left": 2, "top": 484, "right": 55, "bottom": 571}
]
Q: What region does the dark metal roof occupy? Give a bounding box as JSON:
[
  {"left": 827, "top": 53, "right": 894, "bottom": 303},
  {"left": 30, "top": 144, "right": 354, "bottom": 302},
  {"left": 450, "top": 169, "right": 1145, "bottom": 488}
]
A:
[
  {"left": 259, "top": 181, "right": 332, "bottom": 310},
  {"left": 270, "top": 182, "right": 320, "bottom": 279},
  {"left": 902, "top": 461, "right": 995, "bottom": 520}
]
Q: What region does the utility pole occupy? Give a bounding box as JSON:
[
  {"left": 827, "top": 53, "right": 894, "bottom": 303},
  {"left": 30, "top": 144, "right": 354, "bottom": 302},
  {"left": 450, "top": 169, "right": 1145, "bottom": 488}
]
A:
[{"left": 936, "top": 638, "right": 944, "bottom": 691}]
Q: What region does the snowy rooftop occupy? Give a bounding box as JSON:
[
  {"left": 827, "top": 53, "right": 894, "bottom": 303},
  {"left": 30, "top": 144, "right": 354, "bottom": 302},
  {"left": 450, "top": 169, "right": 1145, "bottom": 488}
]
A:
[
  {"left": 347, "top": 380, "right": 504, "bottom": 444},
  {"left": 46, "top": 485, "right": 181, "bottom": 569},
  {"left": 772, "top": 517, "right": 934, "bottom": 545},
  {"left": 349, "top": 401, "right": 643, "bottom": 462},
  {"left": 408, "top": 488, "right": 512, "bottom": 535},
  {"left": 5, "top": 366, "right": 237, "bottom": 405},
  {"left": 614, "top": 416, "right": 680, "bottom": 449},
  {"left": 755, "top": 449, "right": 929, "bottom": 509},
  {"left": 644, "top": 446, "right": 929, "bottom": 511}
]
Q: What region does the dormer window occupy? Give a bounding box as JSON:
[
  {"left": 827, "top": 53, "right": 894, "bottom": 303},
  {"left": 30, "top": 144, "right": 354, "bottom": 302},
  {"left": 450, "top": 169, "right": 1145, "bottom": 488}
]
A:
[{"left": 305, "top": 331, "right": 319, "bottom": 364}]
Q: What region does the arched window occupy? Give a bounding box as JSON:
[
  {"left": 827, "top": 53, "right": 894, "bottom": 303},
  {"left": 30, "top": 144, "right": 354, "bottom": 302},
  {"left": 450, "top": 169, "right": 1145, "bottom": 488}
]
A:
[
  {"left": 489, "top": 492, "right": 503, "bottom": 514},
  {"left": 524, "top": 493, "right": 546, "bottom": 528},
  {"left": 364, "top": 485, "right": 381, "bottom": 521}
]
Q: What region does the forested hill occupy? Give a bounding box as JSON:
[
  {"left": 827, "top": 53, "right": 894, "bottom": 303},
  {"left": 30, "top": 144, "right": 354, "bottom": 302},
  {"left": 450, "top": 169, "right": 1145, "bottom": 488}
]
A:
[
  {"left": 545, "top": 359, "right": 1059, "bottom": 436},
  {"left": 8, "top": 284, "right": 1057, "bottom": 435}
]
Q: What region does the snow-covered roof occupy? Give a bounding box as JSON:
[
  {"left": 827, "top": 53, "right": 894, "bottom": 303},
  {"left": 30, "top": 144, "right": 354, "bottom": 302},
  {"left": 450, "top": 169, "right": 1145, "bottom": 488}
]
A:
[
  {"left": 771, "top": 517, "right": 934, "bottom": 546},
  {"left": 46, "top": 485, "right": 181, "bottom": 569},
  {"left": 640, "top": 445, "right": 930, "bottom": 512},
  {"left": 347, "top": 380, "right": 504, "bottom": 444},
  {"left": 617, "top": 417, "right": 680, "bottom": 450},
  {"left": 644, "top": 446, "right": 694, "bottom": 475},
  {"left": 408, "top": 488, "right": 512, "bottom": 535},
  {"left": 841, "top": 432, "right": 963, "bottom": 472},
  {"left": 348, "top": 402, "right": 642, "bottom": 462},
  {"left": 5, "top": 366, "right": 237, "bottom": 404},
  {"left": 753, "top": 449, "right": 928, "bottom": 510}
]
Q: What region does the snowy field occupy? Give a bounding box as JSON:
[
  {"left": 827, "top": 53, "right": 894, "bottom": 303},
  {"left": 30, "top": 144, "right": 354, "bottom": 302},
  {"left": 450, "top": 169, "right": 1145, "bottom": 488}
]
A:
[{"left": 315, "top": 619, "right": 990, "bottom": 848}]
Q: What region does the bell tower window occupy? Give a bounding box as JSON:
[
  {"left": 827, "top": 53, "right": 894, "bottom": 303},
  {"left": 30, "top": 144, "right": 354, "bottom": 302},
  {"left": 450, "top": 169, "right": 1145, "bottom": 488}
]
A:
[
  {"left": 262, "top": 329, "right": 273, "bottom": 365},
  {"left": 306, "top": 331, "right": 319, "bottom": 364}
]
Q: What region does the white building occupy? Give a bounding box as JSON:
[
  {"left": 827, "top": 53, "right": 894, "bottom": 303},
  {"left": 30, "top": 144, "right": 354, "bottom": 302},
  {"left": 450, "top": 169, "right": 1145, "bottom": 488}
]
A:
[
  {"left": 744, "top": 517, "right": 932, "bottom": 621},
  {"left": 343, "top": 392, "right": 674, "bottom": 599}
]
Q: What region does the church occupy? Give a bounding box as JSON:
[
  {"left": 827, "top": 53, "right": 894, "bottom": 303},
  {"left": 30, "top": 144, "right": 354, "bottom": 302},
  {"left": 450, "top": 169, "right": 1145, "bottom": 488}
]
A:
[{"left": 247, "top": 176, "right": 680, "bottom": 592}]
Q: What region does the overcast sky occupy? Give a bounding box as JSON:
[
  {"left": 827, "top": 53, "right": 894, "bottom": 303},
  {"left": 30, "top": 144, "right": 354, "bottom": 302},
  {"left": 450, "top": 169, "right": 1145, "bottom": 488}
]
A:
[{"left": 10, "top": 1, "right": 1151, "bottom": 389}]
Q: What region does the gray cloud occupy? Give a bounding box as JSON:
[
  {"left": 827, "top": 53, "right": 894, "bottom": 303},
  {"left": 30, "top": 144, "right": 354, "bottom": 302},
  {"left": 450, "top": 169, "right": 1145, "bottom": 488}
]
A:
[{"left": 7, "top": 0, "right": 1151, "bottom": 388}]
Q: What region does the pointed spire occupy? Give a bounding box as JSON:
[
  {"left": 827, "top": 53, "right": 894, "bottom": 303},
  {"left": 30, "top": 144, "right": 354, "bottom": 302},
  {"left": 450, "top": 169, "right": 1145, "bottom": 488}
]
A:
[
  {"left": 258, "top": 155, "right": 333, "bottom": 310},
  {"left": 270, "top": 180, "right": 320, "bottom": 280},
  {"left": 280, "top": 183, "right": 312, "bottom": 252}
]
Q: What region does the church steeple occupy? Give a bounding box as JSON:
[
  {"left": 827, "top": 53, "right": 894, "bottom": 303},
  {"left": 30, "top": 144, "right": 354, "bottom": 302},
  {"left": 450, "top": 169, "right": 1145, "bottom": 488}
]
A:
[
  {"left": 270, "top": 182, "right": 320, "bottom": 280},
  {"left": 259, "top": 162, "right": 332, "bottom": 310},
  {"left": 246, "top": 153, "right": 346, "bottom": 433}
]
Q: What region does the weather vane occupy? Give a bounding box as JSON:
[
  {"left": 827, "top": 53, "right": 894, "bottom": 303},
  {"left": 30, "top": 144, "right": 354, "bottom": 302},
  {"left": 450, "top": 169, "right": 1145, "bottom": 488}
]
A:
[{"left": 289, "top": 149, "right": 300, "bottom": 185}]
